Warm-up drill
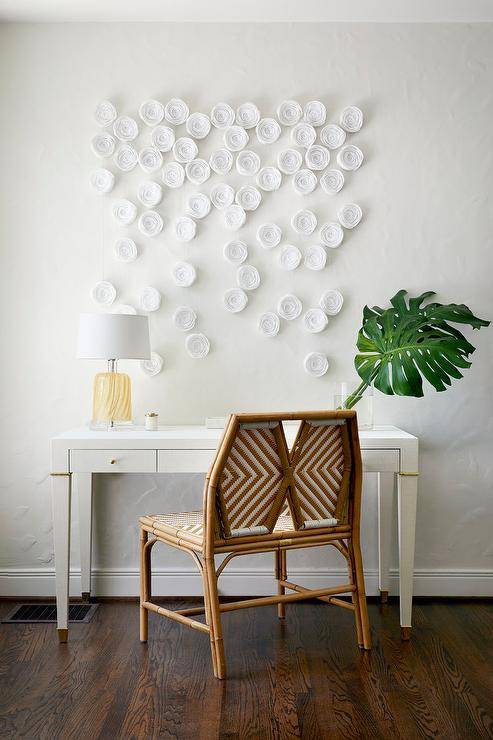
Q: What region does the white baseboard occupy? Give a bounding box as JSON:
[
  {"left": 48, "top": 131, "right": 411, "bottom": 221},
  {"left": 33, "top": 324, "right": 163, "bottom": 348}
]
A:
[{"left": 1, "top": 567, "right": 492, "bottom": 598}]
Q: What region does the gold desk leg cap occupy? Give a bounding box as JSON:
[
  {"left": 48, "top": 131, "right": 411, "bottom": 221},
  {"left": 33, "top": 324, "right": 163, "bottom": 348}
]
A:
[
  {"left": 57, "top": 628, "right": 68, "bottom": 643},
  {"left": 379, "top": 590, "right": 389, "bottom": 604},
  {"left": 81, "top": 592, "right": 90, "bottom": 603},
  {"left": 401, "top": 626, "right": 412, "bottom": 641}
]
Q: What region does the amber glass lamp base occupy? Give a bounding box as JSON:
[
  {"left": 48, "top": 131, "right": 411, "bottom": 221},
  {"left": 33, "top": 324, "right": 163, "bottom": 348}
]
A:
[{"left": 91, "top": 370, "right": 132, "bottom": 430}]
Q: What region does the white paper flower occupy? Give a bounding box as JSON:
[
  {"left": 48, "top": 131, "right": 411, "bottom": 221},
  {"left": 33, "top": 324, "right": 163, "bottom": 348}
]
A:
[
  {"left": 223, "top": 240, "right": 248, "bottom": 264},
  {"left": 172, "top": 261, "right": 196, "bottom": 287},
  {"left": 320, "top": 124, "right": 346, "bottom": 150},
  {"left": 210, "top": 182, "right": 235, "bottom": 210},
  {"left": 113, "top": 144, "right": 138, "bottom": 171},
  {"left": 113, "top": 304, "right": 137, "bottom": 315},
  {"left": 114, "top": 238, "right": 138, "bottom": 262},
  {"left": 91, "top": 133, "right": 115, "bottom": 158},
  {"left": 320, "top": 222, "right": 344, "bottom": 248},
  {"left": 90, "top": 168, "right": 115, "bottom": 194},
  {"left": 236, "top": 102, "right": 260, "bottom": 129},
  {"left": 141, "top": 352, "right": 164, "bottom": 376},
  {"left": 303, "top": 308, "right": 328, "bottom": 333},
  {"left": 224, "top": 288, "right": 248, "bottom": 313},
  {"left": 305, "top": 145, "right": 330, "bottom": 171},
  {"left": 277, "top": 148, "right": 303, "bottom": 175},
  {"left": 139, "top": 99, "right": 164, "bottom": 126},
  {"left": 340, "top": 106, "right": 363, "bottom": 133},
  {"left": 173, "top": 137, "right": 198, "bottom": 163},
  {"left": 277, "top": 100, "right": 302, "bottom": 126},
  {"left": 236, "top": 150, "right": 261, "bottom": 176},
  {"left": 291, "top": 123, "right": 316, "bottom": 148},
  {"left": 186, "top": 193, "right": 211, "bottom": 219},
  {"left": 338, "top": 203, "right": 362, "bottom": 229},
  {"left": 235, "top": 185, "right": 262, "bottom": 211},
  {"left": 278, "top": 294, "right": 302, "bottom": 321},
  {"left": 112, "top": 199, "right": 137, "bottom": 225},
  {"left": 210, "top": 102, "right": 235, "bottom": 129},
  {"left": 256, "top": 166, "right": 282, "bottom": 192},
  {"left": 185, "top": 159, "right": 211, "bottom": 185},
  {"left": 304, "top": 100, "right": 327, "bottom": 127},
  {"left": 138, "top": 181, "right": 162, "bottom": 207},
  {"left": 304, "top": 352, "right": 329, "bottom": 377},
  {"left": 320, "top": 289, "right": 344, "bottom": 315},
  {"left": 257, "top": 223, "right": 282, "bottom": 249},
  {"left": 185, "top": 333, "right": 210, "bottom": 359},
  {"left": 224, "top": 204, "right": 246, "bottom": 230},
  {"left": 209, "top": 149, "right": 233, "bottom": 175},
  {"left": 256, "top": 118, "right": 281, "bottom": 145},
  {"left": 151, "top": 125, "right": 175, "bottom": 152},
  {"left": 162, "top": 161, "right": 185, "bottom": 188},
  {"left": 164, "top": 98, "right": 189, "bottom": 125},
  {"left": 304, "top": 245, "right": 327, "bottom": 271},
  {"left": 320, "top": 169, "right": 345, "bottom": 194},
  {"left": 173, "top": 305, "right": 197, "bottom": 331},
  {"left": 279, "top": 245, "right": 302, "bottom": 271},
  {"left": 94, "top": 100, "right": 117, "bottom": 128},
  {"left": 223, "top": 126, "right": 249, "bottom": 151},
  {"left": 139, "top": 147, "right": 163, "bottom": 173},
  {"left": 140, "top": 286, "right": 161, "bottom": 312},
  {"left": 113, "top": 116, "right": 138, "bottom": 142},
  {"left": 138, "top": 210, "right": 163, "bottom": 237},
  {"left": 291, "top": 209, "right": 317, "bottom": 235},
  {"left": 237, "top": 264, "right": 260, "bottom": 291},
  {"left": 186, "top": 112, "right": 211, "bottom": 140},
  {"left": 258, "top": 312, "right": 280, "bottom": 337},
  {"left": 337, "top": 144, "right": 364, "bottom": 171},
  {"left": 175, "top": 216, "right": 196, "bottom": 242},
  {"left": 91, "top": 281, "right": 116, "bottom": 306},
  {"left": 293, "top": 169, "right": 317, "bottom": 195}
]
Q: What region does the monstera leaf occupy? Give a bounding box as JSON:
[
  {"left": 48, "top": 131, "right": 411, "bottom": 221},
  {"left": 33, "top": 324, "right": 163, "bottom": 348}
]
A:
[{"left": 344, "top": 290, "right": 489, "bottom": 409}]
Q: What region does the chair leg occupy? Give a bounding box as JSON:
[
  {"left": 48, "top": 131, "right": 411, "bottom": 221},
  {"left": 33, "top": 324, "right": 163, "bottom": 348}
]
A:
[
  {"left": 139, "top": 528, "right": 149, "bottom": 642},
  {"left": 275, "top": 549, "right": 287, "bottom": 619},
  {"left": 201, "top": 565, "right": 218, "bottom": 677},
  {"left": 205, "top": 556, "right": 226, "bottom": 679},
  {"left": 346, "top": 540, "right": 363, "bottom": 647},
  {"left": 351, "top": 537, "right": 372, "bottom": 650}
]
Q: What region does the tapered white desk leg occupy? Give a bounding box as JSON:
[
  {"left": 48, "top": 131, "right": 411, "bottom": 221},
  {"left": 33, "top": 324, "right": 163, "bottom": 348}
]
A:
[
  {"left": 52, "top": 473, "right": 72, "bottom": 643},
  {"left": 75, "top": 473, "right": 93, "bottom": 602},
  {"left": 397, "top": 474, "right": 418, "bottom": 640},
  {"left": 377, "top": 472, "right": 395, "bottom": 603}
]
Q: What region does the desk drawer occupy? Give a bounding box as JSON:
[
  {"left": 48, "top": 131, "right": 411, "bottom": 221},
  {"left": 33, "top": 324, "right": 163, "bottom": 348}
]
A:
[
  {"left": 362, "top": 449, "right": 399, "bottom": 473},
  {"left": 70, "top": 449, "right": 157, "bottom": 473},
  {"left": 158, "top": 449, "right": 215, "bottom": 473}
]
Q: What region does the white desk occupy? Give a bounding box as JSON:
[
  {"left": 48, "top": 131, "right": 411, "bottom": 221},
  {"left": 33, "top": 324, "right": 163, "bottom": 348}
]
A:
[{"left": 51, "top": 424, "right": 418, "bottom": 642}]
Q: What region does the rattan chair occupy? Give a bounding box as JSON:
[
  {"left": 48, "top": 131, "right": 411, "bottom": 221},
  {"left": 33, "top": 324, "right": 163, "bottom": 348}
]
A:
[{"left": 139, "top": 410, "right": 371, "bottom": 679}]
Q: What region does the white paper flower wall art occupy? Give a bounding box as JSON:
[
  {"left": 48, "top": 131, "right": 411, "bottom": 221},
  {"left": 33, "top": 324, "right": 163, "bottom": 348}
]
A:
[{"left": 90, "top": 96, "right": 367, "bottom": 377}]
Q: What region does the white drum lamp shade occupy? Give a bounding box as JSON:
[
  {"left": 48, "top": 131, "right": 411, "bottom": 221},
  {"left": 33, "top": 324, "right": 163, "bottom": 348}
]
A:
[{"left": 77, "top": 313, "right": 151, "bottom": 360}]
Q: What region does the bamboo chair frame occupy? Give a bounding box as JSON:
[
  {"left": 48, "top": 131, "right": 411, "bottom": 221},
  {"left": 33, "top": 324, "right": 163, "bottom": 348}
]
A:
[{"left": 139, "top": 410, "right": 371, "bottom": 679}]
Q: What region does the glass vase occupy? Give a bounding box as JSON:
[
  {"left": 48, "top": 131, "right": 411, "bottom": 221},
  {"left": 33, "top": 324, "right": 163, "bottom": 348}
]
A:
[{"left": 333, "top": 381, "right": 374, "bottom": 430}]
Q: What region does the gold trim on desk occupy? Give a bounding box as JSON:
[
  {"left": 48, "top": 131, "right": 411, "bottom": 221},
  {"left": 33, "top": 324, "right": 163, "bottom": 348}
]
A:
[
  {"left": 398, "top": 472, "right": 419, "bottom": 477},
  {"left": 51, "top": 472, "right": 72, "bottom": 477}
]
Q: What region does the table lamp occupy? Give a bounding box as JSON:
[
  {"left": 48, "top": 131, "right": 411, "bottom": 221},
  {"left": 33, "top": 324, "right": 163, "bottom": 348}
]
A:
[{"left": 77, "top": 313, "right": 151, "bottom": 430}]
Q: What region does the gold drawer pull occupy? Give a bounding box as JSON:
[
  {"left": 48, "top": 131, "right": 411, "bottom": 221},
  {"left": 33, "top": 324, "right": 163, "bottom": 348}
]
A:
[{"left": 110, "top": 459, "right": 117, "bottom": 465}]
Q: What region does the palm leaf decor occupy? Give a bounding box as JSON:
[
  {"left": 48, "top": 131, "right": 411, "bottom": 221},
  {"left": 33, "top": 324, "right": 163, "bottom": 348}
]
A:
[{"left": 344, "top": 290, "right": 489, "bottom": 409}]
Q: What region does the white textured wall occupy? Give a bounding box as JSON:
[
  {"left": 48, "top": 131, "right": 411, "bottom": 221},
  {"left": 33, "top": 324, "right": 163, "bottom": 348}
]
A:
[{"left": 0, "top": 22, "right": 492, "bottom": 595}]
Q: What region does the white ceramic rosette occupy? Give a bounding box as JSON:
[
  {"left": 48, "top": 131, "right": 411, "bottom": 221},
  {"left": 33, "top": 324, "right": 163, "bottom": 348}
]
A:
[
  {"left": 320, "top": 169, "right": 345, "bottom": 194},
  {"left": 91, "top": 281, "right": 116, "bottom": 306},
  {"left": 224, "top": 204, "right": 246, "bottom": 230},
  {"left": 138, "top": 210, "right": 163, "bottom": 237},
  {"left": 114, "top": 238, "right": 138, "bottom": 262},
  {"left": 91, "top": 133, "right": 115, "bottom": 158},
  {"left": 173, "top": 305, "right": 197, "bottom": 331},
  {"left": 151, "top": 125, "right": 175, "bottom": 152},
  {"left": 209, "top": 149, "right": 233, "bottom": 175},
  {"left": 186, "top": 112, "right": 211, "bottom": 140},
  {"left": 162, "top": 162, "right": 185, "bottom": 188},
  {"left": 304, "top": 352, "right": 329, "bottom": 377},
  {"left": 223, "top": 240, "right": 248, "bottom": 264},
  {"left": 113, "top": 304, "right": 137, "bottom": 315},
  {"left": 94, "top": 100, "right": 117, "bottom": 128},
  {"left": 236, "top": 102, "right": 260, "bottom": 129},
  {"left": 303, "top": 308, "right": 328, "bottom": 333},
  {"left": 340, "top": 105, "right": 363, "bottom": 133},
  {"left": 291, "top": 209, "right": 317, "bottom": 235},
  {"left": 186, "top": 193, "right": 211, "bottom": 219},
  {"left": 320, "top": 222, "right": 344, "bottom": 248},
  {"left": 139, "top": 99, "right": 164, "bottom": 126},
  {"left": 338, "top": 203, "right": 362, "bottom": 229},
  {"left": 173, "top": 137, "right": 198, "bottom": 163},
  {"left": 90, "top": 168, "right": 115, "bottom": 194},
  {"left": 293, "top": 169, "right": 317, "bottom": 195},
  {"left": 210, "top": 183, "right": 235, "bottom": 210},
  {"left": 172, "top": 261, "right": 197, "bottom": 287},
  {"left": 256, "top": 118, "right": 281, "bottom": 145},
  {"left": 257, "top": 223, "right": 282, "bottom": 249},
  {"left": 114, "top": 144, "right": 138, "bottom": 171},
  {"left": 175, "top": 216, "right": 197, "bottom": 242},
  {"left": 185, "top": 159, "right": 211, "bottom": 185},
  {"left": 304, "top": 100, "right": 327, "bottom": 127},
  {"left": 279, "top": 245, "right": 302, "bottom": 271},
  {"left": 278, "top": 294, "right": 302, "bottom": 321},
  {"left": 112, "top": 199, "right": 137, "bottom": 225},
  {"left": 140, "top": 286, "right": 161, "bottom": 312},
  {"left": 305, "top": 145, "right": 330, "bottom": 171},
  {"left": 291, "top": 122, "right": 316, "bottom": 148},
  {"left": 141, "top": 351, "right": 164, "bottom": 376},
  {"left": 236, "top": 150, "right": 261, "bottom": 176},
  {"left": 210, "top": 102, "right": 235, "bottom": 129},
  {"left": 337, "top": 144, "right": 364, "bottom": 171},
  {"left": 223, "top": 126, "right": 249, "bottom": 151},
  {"left": 277, "top": 148, "right": 303, "bottom": 175},
  {"left": 304, "top": 245, "right": 327, "bottom": 271},
  {"left": 185, "top": 333, "right": 210, "bottom": 359},
  {"left": 139, "top": 147, "right": 163, "bottom": 173},
  {"left": 235, "top": 185, "right": 261, "bottom": 211},
  {"left": 113, "top": 116, "right": 139, "bottom": 142},
  {"left": 256, "top": 167, "right": 282, "bottom": 192},
  {"left": 320, "top": 289, "right": 344, "bottom": 315},
  {"left": 277, "top": 100, "right": 302, "bottom": 126},
  {"left": 258, "top": 312, "right": 280, "bottom": 337},
  {"left": 164, "top": 98, "right": 189, "bottom": 125},
  {"left": 223, "top": 288, "right": 248, "bottom": 313},
  {"left": 237, "top": 264, "right": 260, "bottom": 291},
  {"left": 138, "top": 181, "right": 162, "bottom": 207},
  {"left": 320, "top": 124, "right": 346, "bottom": 150}
]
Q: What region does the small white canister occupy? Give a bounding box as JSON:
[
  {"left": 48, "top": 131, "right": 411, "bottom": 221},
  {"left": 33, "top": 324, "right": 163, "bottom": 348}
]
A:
[{"left": 145, "top": 412, "right": 159, "bottom": 431}]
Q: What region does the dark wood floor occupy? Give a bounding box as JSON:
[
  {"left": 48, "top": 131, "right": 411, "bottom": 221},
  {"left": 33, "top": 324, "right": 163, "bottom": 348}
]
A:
[{"left": 0, "top": 599, "right": 492, "bottom": 740}]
